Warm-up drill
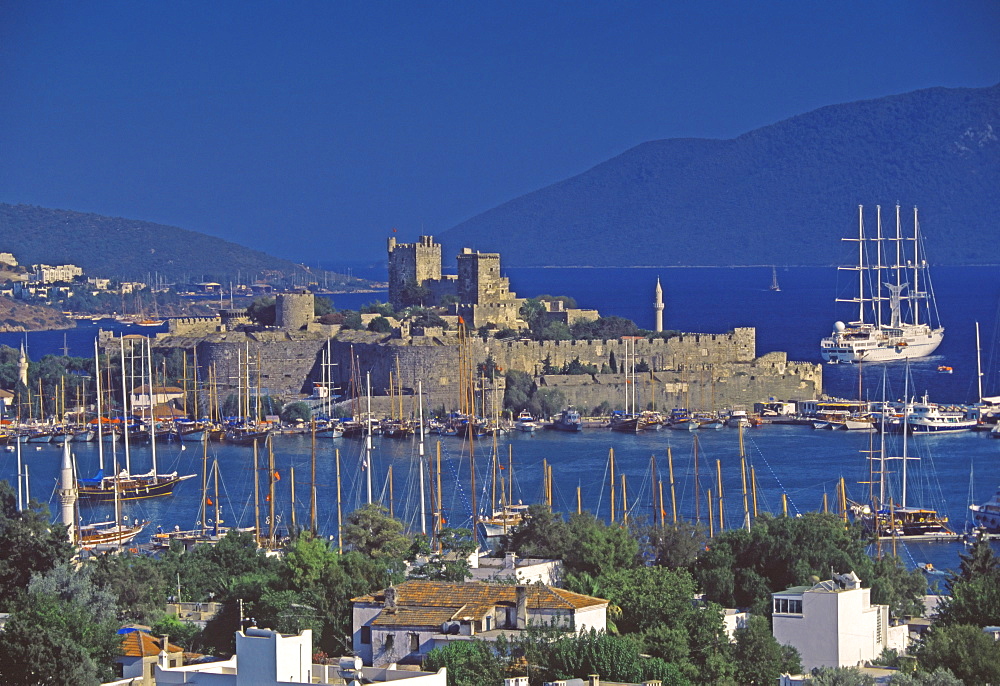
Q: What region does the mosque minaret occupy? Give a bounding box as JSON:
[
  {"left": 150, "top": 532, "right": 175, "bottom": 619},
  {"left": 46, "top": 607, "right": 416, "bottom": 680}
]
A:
[{"left": 654, "top": 278, "right": 664, "bottom": 333}]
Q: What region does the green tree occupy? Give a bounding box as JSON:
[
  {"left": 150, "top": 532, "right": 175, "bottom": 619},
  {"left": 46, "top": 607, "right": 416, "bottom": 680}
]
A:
[
  {"left": 503, "top": 370, "right": 535, "bottom": 413},
  {"left": 912, "top": 623, "right": 1000, "bottom": 684},
  {"left": 936, "top": 533, "right": 1000, "bottom": 627},
  {"left": 280, "top": 401, "right": 312, "bottom": 423},
  {"left": 368, "top": 315, "right": 393, "bottom": 333},
  {"left": 639, "top": 521, "right": 707, "bottom": 570},
  {"left": 360, "top": 301, "right": 395, "bottom": 316},
  {"left": 695, "top": 513, "right": 873, "bottom": 614},
  {"left": 343, "top": 504, "right": 411, "bottom": 561},
  {"left": 247, "top": 296, "right": 276, "bottom": 325},
  {"left": 423, "top": 639, "right": 506, "bottom": 686},
  {"left": 529, "top": 387, "right": 567, "bottom": 419},
  {"left": 341, "top": 310, "right": 364, "bottom": 329},
  {"left": 732, "top": 615, "right": 802, "bottom": 685},
  {"left": 0, "top": 481, "right": 74, "bottom": 605},
  {"left": 0, "top": 564, "right": 121, "bottom": 685},
  {"left": 537, "top": 321, "right": 572, "bottom": 341},
  {"left": 314, "top": 297, "right": 334, "bottom": 316},
  {"left": 400, "top": 281, "right": 432, "bottom": 306},
  {"left": 887, "top": 668, "right": 964, "bottom": 685},
  {"left": 870, "top": 555, "right": 925, "bottom": 620},
  {"left": 805, "top": 667, "right": 876, "bottom": 686}
]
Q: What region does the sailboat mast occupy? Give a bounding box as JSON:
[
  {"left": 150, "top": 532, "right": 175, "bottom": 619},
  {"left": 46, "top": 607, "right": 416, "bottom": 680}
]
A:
[
  {"left": 976, "top": 321, "right": 984, "bottom": 404},
  {"left": 95, "top": 339, "right": 104, "bottom": 472},
  {"left": 201, "top": 430, "right": 209, "bottom": 536},
  {"left": 858, "top": 205, "right": 865, "bottom": 325},
  {"left": 253, "top": 439, "right": 261, "bottom": 546},
  {"left": 365, "top": 371, "right": 373, "bottom": 504},
  {"left": 119, "top": 335, "right": 131, "bottom": 474},
  {"left": 902, "top": 364, "right": 910, "bottom": 509},
  {"left": 146, "top": 338, "right": 158, "bottom": 477},
  {"left": 912, "top": 207, "right": 920, "bottom": 327},
  {"left": 418, "top": 381, "right": 426, "bottom": 535},
  {"left": 875, "top": 205, "right": 883, "bottom": 329}
]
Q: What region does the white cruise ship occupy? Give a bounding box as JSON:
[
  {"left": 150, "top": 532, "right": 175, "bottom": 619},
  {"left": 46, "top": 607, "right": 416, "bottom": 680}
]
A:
[{"left": 820, "top": 205, "right": 944, "bottom": 363}]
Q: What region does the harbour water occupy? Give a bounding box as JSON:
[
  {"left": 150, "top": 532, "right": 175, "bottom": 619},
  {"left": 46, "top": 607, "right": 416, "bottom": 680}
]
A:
[{"left": 2, "top": 266, "right": 999, "bottom": 575}]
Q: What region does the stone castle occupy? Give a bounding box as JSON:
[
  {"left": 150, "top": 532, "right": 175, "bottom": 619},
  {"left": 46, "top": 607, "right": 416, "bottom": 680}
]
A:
[{"left": 127, "top": 240, "right": 821, "bottom": 415}]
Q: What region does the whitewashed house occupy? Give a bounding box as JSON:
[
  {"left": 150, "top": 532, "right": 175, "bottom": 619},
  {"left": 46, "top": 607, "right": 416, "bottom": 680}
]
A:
[
  {"left": 352, "top": 581, "right": 608, "bottom": 668},
  {"left": 772, "top": 571, "right": 909, "bottom": 671}
]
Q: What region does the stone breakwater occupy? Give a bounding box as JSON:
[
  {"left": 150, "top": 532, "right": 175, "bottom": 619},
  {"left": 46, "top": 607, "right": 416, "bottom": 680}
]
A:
[{"left": 144, "top": 325, "right": 821, "bottom": 414}]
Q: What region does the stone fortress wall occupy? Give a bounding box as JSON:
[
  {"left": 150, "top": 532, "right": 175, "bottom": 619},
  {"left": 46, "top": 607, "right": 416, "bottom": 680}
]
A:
[{"left": 140, "top": 249, "right": 821, "bottom": 414}]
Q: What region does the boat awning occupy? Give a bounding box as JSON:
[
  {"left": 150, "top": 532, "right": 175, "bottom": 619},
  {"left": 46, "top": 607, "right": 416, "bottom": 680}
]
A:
[
  {"left": 981, "top": 396, "right": 1000, "bottom": 405},
  {"left": 79, "top": 470, "right": 105, "bottom": 485}
]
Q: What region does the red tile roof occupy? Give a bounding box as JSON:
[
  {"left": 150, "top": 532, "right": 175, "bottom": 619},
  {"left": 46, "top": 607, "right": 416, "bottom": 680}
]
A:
[
  {"left": 119, "top": 632, "right": 184, "bottom": 658},
  {"left": 353, "top": 580, "right": 607, "bottom": 622}
]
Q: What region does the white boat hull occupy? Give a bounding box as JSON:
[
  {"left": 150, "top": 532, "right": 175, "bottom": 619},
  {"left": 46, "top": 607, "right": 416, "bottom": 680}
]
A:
[{"left": 821, "top": 328, "right": 944, "bottom": 363}]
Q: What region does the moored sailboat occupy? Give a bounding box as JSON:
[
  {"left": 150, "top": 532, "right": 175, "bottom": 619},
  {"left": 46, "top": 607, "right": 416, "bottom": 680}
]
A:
[{"left": 820, "top": 205, "right": 944, "bottom": 363}]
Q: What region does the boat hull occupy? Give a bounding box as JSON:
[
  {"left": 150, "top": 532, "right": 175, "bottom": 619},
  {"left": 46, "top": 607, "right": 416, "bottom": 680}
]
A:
[
  {"left": 77, "top": 473, "right": 195, "bottom": 503},
  {"left": 821, "top": 327, "right": 944, "bottom": 363}
]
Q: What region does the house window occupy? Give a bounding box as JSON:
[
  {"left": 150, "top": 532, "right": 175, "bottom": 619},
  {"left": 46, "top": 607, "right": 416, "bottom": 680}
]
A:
[
  {"left": 360, "top": 626, "right": 371, "bottom": 644},
  {"left": 409, "top": 632, "right": 419, "bottom": 653}
]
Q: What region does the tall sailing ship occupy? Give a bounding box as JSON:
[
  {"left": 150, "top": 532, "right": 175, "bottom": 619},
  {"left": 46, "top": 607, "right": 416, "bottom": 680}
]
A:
[{"left": 820, "top": 205, "right": 944, "bottom": 364}]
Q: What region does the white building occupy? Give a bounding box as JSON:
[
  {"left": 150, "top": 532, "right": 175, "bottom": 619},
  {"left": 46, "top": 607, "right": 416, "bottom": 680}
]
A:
[
  {"left": 32, "top": 263, "right": 83, "bottom": 283},
  {"left": 772, "top": 571, "right": 908, "bottom": 671},
  {"left": 352, "top": 581, "right": 608, "bottom": 668},
  {"left": 468, "top": 551, "right": 562, "bottom": 585},
  {"left": 104, "top": 627, "right": 447, "bottom": 686},
  {"left": 0, "top": 252, "right": 17, "bottom": 267}
]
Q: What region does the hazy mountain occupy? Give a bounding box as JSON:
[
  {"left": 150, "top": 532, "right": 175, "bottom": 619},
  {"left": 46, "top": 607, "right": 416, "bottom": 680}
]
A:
[
  {"left": 0, "top": 204, "right": 365, "bottom": 286},
  {"left": 440, "top": 84, "right": 1000, "bottom": 266}
]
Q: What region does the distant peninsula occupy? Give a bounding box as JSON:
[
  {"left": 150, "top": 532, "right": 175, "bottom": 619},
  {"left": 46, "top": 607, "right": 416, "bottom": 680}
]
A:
[
  {"left": 0, "top": 297, "right": 73, "bottom": 332},
  {"left": 0, "top": 204, "right": 371, "bottom": 287},
  {"left": 440, "top": 83, "right": 1000, "bottom": 267}
]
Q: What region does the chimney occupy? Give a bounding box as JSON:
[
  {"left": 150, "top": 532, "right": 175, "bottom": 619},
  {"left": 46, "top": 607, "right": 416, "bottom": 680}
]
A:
[
  {"left": 504, "top": 552, "right": 517, "bottom": 570},
  {"left": 385, "top": 586, "right": 397, "bottom": 610},
  {"left": 588, "top": 676, "right": 600, "bottom": 686},
  {"left": 158, "top": 635, "right": 170, "bottom": 669},
  {"left": 515, "top": 585, "right": 528, "bottom": 629}
]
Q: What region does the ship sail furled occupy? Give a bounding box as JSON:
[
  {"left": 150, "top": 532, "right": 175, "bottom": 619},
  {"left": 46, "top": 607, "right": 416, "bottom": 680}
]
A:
[{"left": 820, "top": 205, "right": 944, "bottom": 364}]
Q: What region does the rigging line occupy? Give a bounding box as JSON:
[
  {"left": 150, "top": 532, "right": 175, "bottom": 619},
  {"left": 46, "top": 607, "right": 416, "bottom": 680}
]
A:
[{"left": 744, "top": 431, "right": 802, "bottom": 516}]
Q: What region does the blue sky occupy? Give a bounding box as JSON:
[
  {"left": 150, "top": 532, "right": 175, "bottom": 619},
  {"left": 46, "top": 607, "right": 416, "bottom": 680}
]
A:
[{"left": 1, "top": 1, "right": 997, "bottom": 265}]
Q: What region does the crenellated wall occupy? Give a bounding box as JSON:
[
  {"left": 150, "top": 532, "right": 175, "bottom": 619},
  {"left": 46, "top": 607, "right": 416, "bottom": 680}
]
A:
[{"left": 143, "top": 324, "right": 818, "bottom": 414}]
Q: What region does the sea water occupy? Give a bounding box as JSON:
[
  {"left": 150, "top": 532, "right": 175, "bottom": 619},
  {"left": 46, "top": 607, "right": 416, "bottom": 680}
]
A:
[{"left": 3, "top": 266, "right": 999, "bottom": 573}]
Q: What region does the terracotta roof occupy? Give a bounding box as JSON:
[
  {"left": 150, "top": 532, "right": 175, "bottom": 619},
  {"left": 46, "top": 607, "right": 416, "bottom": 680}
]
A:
[
  {"left": 120, "top": 632, "right": 184, "bottom": 658},
  {"left": 371, "top": 606, "right": 462, "bottom": 627},
  {"left": 353, "top": 580, "right": 607, "bottom": 616}
]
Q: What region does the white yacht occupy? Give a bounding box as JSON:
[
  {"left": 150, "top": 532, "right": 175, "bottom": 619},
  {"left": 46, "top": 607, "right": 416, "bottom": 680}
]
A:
[
  {"left": 906, "top": 395, "right": 978, "bottom": 434},
  {"left": 970, "top": 487, "right": 1000, "bottom": 533},
  {"left": 820, "top": 205, "right": 944, "bottom": 363}
]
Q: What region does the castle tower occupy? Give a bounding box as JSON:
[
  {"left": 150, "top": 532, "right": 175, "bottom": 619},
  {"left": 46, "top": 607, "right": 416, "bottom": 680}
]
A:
[
  {"left": 276, "top": 291, "right": 315, "bottom": 331},
  {"left": 387, "top": 235, "right": 442, "bottom": 308},
  {"left": 18, "top": 342, "right": 28, "bottom": 388},
  {"left": 654, "top": 278, "right": 664, "bottom": 333}
]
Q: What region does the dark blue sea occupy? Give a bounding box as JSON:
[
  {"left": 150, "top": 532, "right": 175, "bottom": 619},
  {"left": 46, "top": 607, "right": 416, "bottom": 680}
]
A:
[{"left": 2, "top": 266, "right": 998, "bottom": 577}]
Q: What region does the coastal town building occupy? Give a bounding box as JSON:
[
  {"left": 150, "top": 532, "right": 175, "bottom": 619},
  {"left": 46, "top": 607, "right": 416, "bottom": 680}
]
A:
[
  {"left": 654, "top": 277, "right": 664, "bottom": 333},
  {"left": 352, "top": 581, "right": 608, "bottom": 668},
  {"left": 31, "top": 263, "right": 83, "bottom": 284},
  {"left": 772, "top": 571, "right": 909, "bottom": 671},
  {"left": 105, "top": 627, "right": 448, "bottom": 686},
  {"left": 115, "top": 630, "right": 184, "bottom": 686}
]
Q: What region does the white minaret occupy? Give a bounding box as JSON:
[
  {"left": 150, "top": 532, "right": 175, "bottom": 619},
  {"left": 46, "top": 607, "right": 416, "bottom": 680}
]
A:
[
  {"left": 654, "top": 278, "right": 664, "bottom": 333},
  {"left": 18, "top": 342, "right": 28, "bottom": 388},
  {"left": 59, "top": 439, "right": 77, "bottom": 543}
]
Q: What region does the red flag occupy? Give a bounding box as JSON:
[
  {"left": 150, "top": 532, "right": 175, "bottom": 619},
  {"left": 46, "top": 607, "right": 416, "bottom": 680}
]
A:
[
  {"left": 273, "top": 470, "right": 281, "bottom": 481},
  {"left": 206, "top": 497, "right": 213, "bottom": 506},
  {"left": 392, "top": 227, "right": 398, "bottom": 233}
]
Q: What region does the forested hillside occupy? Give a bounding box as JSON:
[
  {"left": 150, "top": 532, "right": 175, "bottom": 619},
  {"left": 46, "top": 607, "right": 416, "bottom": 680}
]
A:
[
  {"left": 441, "top": 83, "right": 1000, "bottom": 266},
  {"left": 0, "top": 204, "right": 365, "bottom": 285}
]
